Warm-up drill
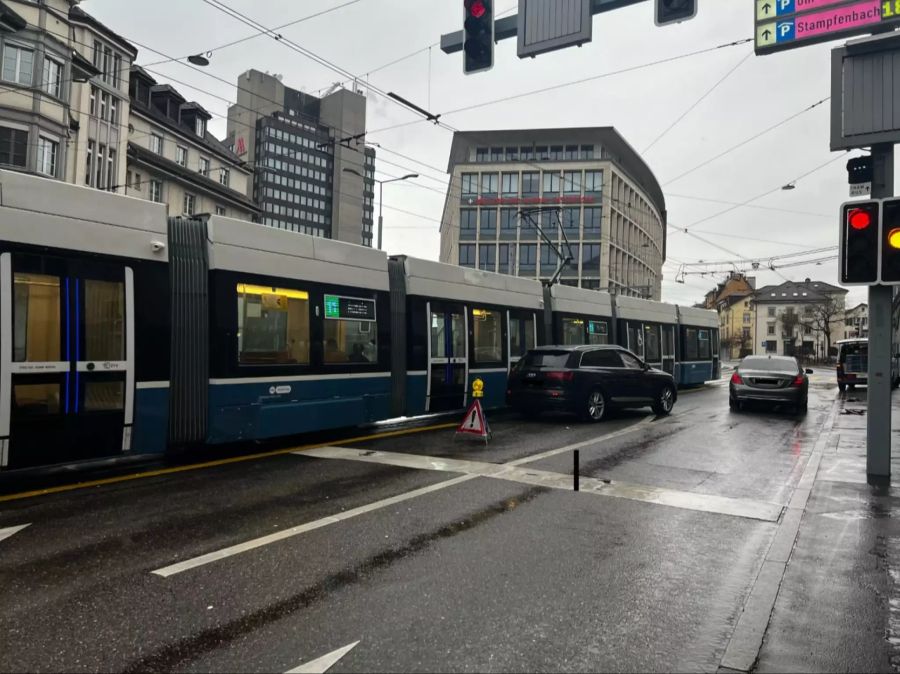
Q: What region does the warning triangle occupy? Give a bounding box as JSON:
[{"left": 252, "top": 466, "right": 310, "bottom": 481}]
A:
[{"left": 457, "top": 399, "right": 489, "bottom": 438}]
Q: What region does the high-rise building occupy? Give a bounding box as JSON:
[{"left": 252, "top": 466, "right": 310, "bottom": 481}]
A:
[
  {"left": 439, "top": 128, "right": 666, "bottom": 300},
  {"left": 226, "top": 70, "right": 376, "bottom": 246}
]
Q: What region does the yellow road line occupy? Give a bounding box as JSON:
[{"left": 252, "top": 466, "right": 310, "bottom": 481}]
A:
[{"left": 0, "top": 422, "right": 458, "bottom": 504}]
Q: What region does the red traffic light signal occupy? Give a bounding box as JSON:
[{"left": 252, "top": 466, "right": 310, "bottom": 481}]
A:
[
  {"left": 840, "top": 201, "right": 879, "bottom": 285},
  {"left": 463, "top": 0, "right": 493, "bottom": 75}
]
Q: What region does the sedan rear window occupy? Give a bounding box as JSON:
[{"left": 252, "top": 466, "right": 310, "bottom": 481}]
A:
[
  {"left": 522, "top": 351, "right": 571, "bottom": 368},
  {"left": 741, "top": 357, "right": 797, "bottom": 372}
]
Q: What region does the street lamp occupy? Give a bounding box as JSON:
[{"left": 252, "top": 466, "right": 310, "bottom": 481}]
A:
[{"left": 343, "top": 168, "right": 419, "bottom": 250}]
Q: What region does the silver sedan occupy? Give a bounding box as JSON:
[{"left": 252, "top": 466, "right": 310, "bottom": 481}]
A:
[{"left": 729, "top": 355, "right": 811, "bottom": 415}]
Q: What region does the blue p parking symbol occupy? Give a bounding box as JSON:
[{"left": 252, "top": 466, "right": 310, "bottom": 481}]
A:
[
  {"left": 777, "top": 0, "right": 795, "bottom": 15},
  {"left": 776, "top": 19, "right": 795, "bottom": 42}
]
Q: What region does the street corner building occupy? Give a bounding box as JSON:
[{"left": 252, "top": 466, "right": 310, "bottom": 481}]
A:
[{"left": 438, "top": 128, "right": 666, "bottom": 301}]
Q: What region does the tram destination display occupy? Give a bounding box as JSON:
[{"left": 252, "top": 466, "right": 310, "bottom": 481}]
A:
[{"left": 324, "top": 294, "right": 376, "bottom": 321}]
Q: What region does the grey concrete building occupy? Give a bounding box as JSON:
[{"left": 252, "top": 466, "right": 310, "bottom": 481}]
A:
[
  {"left": 226, "top": 70, "right": 375, "bottom": 246},
  {"left": 439, "top": 128, "right": 666, "bottom": 300}
]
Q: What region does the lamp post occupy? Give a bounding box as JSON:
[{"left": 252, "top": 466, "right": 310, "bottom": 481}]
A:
[{"left": 343, "top": 168, "right": 418, "bottom": 250}]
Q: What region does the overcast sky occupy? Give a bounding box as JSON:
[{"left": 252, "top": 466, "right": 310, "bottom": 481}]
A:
[{"left": 85, "top": 0, "right": 869, "bottom": 308}]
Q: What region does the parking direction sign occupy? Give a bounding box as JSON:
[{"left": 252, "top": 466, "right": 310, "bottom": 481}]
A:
[{"left": 755, "top": 0, "right": 900, "bottom": 55}]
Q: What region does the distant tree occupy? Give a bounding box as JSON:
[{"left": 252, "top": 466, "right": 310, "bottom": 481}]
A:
[{"left": 801, "top": 297, "right": 843, "bottom": 357}]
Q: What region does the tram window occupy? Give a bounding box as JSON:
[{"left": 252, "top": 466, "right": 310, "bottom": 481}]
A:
[
  {"left": 562, "top": 318, "right": 585, "bottom": 345},
  {"left": 684, "top": 328, "right": 699, "bottom": 360},
  {"left": 237, "top": 283, "right": 310, "bottom": 365},
  {"left": 84, "top": 381, "right": 124, "bottom": 411},
  {"left": 644, "top": 326, "right": 661, "bottom": 362},
  {"left": 587, "top": 320, "right": 608, "bottom": 345},
  {"left": 324, "top": 294, "right": 378, "bottom": 364},
  {"left": 698, "top": 330, "right": 711, "bottom": 359},
  {"left": 84, "top": 280, "right": 124, "bottom": 361},
  {"left": 510, "top": 316, "right": 535, "bottom": 358},
  {"left": 12, "top": 383, "right": 60, "bottom": 415},
  {"left": 473, "top": 309, "right": 501, "bottom": 363},
  {"left": 13, "top": 273, "right": 60, "bottom": 363}
]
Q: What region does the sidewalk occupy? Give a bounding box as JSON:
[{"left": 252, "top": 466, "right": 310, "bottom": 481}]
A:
[{"left": 754, "top": 390, "right": 900, "bottom": 672}]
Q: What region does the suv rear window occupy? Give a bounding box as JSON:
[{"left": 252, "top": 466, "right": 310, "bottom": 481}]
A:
[
  {"left": 522, "top": 351, "right": 571, "bottom": 368},
  {"left": 839, "top": 343, "right": 866, "bottom": 362}
]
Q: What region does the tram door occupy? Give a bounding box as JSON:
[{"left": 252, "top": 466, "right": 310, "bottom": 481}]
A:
[
  {"left": 662, "top": 325, "right": 676, "bottom": 375},
  {"left": 0, "top": 253, "right": 135, "bottom": 471},
  {"left": 427, "top": 303, "right": 467, "bottom": 413}
]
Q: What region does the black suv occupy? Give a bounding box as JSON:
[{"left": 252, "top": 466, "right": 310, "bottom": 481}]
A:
[{"left": 507, "top": 345, "right": 678, "bottom": 422}]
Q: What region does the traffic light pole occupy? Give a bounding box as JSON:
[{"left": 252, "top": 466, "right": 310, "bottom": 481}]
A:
[{"left": 868, "top": 144, "right": 894, "bottom": 485}]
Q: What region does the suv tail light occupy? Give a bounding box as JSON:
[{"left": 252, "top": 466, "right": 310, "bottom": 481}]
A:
[
  {"left": 545, "top": 371, "right": 575, "bottom": 383},
  {"left": 791, "top": 374, "right": 805, "bottom": 387},
  {"left": 730, "top": 372, "right": 743, "bottom": 385}
]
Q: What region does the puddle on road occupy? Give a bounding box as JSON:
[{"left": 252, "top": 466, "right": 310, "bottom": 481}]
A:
[{"left": 122, "top": 487, "right": 545, "bottom": 672}]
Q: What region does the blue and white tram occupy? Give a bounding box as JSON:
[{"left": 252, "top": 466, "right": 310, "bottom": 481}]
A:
[
  {"left": 675, "top": 306, "right": 720, "bottom": 386},
  {"left": 0, "top": 170, "right": 720, "bottom": 475}
]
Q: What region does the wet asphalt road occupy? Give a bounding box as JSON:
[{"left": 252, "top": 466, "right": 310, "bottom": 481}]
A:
[{"left": 0, "top": 375, "right": 840, "bottom": 673}]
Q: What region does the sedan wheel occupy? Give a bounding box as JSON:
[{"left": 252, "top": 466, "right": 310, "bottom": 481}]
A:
[
  {"left": 584, "top": 389, "right": 607, "bottom": 423},
  {"left": 653, "top": 385, "right": 676, "bottom": 416}
]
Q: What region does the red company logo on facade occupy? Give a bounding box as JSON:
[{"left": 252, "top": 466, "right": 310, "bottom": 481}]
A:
[
  {"left": 236, "top": 137, "right": 247, "bottom": 156},
  {"left": 468, "top": 195, "right": 597, "bottom": 207}
]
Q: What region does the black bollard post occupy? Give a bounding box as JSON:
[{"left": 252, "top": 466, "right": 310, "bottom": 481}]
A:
[{"left": 574, "top": 449, "right": 580, "bottom": 492}]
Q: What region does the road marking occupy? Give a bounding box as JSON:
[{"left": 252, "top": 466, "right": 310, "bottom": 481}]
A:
[
  {"left": 152, "top": 475, "right": 476, "bottom": 578},
  {"left": 0, "top": 422, "right": 458, "bottom": 504},
  {"left": 505, "top": 418, "right": 653, "bottom": 466},
  {"left": 0, "top": 523, "right": 29, "bottom": 543},
  {"left": 152, "top": 420, "right": 653, "bottom": 577},
  {"left": 286, "top": 641, "right": 360, "bottom": 674},
  {"left": 298, "top": 446, "right": 782, "bottom": 522}
]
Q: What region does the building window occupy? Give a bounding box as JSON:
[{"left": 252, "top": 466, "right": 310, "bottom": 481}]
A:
[
  {"left": 584, "top": 170, "right": 603, "bottom": 193},
  {"left": 505, "top": 146, "right": 519, "bottom": 162},
  {"left": 0, "top": 126, "right": 27, "bottom": 168},
  {"left": 563, "top": 171, "right": 582, "bottom": 194},
  {"left": 459, "top": 244, "right": 476, "bottom": 267},
  {"left": 183, "top": 193, "right": 196, "bottom": 215},
  {"left": 220, "top": 168, "right": 230, "bottom": 187},
  {"left": 36, "top": 137, "right": 57, "bottom": 177},
  {"left": 520, "top": 243, "right": 537, "bottom": 268},
  {"left": 89, "top": 86, "right": 97, "bottom": 115},
  {"left": 768, "top": 306, "right": 776, "bottom": 317},
  {"left": 549, "top": 145, "right": 564, "bottom": 161},
  {"left": 215, "top": 206, "right": 226, "bottom": 216},
  {"left": 2, "top": 45, "right": 33, "bottom": 85},
  {"left": 536, "top": 146, "right": 549, "bottom": 161},
  {"left": 498, "top": 243, "right": 513, "bottom": 273},
  {"left": 460, "top": 208, "right": 477, "bottom": 233},
  {"left": 542, "top": 172, "right": 560, "bottom": 195},
  {"left": 42, "top": 56, "right": 62, "bottom": 98},
  {"left": 490, "top": 147, "right": 503, "bottom": 162},
  {"left": 582, "top": 244, "right": 601, "bottom": 272},
  {"left": 479, "top": 244, "right": 496, "bottom": 271},
  {"left": 500, "top": 209, "right": 517, "bottom": 231},
  {"left": 475, "top": 148, "right": 488, "bottom": 163},
  {"left": 521, "top": 171, "right": 540, "bottom": 196},
  {"left": 149, "top": 180, "right": 163, "bottom": 203},
  {"left": 109, "top": 98, "right": 118, "bottom": 125},
  {"left": 195, "top": 118, "right": 206, "bottom": 137},
  {"left": 461, "top": 172, "right": 478, "bottom": 195},
  {"left": 176, "top": 146, "right": 187, "bottom": 167},
  {"left": 112, "top": 53, "right": 121, "bottom": 89},
  {"left": 481, "top": 209, "right": 497, "bottom": 234},
  {"left": 107, "top": 149, "right": 116, "bottom": 191},
  {"left": 584, "top": 207, "right": 602, "bottom": 233},
  {"left": 501, "top": 172, "right": 518, "bottom": 197},
  {"left": 133, "top": 172, "right": 142, "bottom": 191},
  {"left": 743, "top": 313, "right": 751, "bottom": 324},
  {"left": 581, "top": 145, "right": 595, "bottom": 160},
  {"left": 199, "top": 157, "right": 210, "bottom": 177},
  {"left": 85, "top": 139, "right": 94, "bottom": 185},
  {"left": 564, "top": 145, "right": 579, "bottom": 160},
  {"left": 520, "top": 145, "right": 534, "bottom": 161},
  {"left": 562, "top": 207, "right": 580, "bottom": 232},
  {"left": 96, "top": 144, "right": 105, "bottom": 188},
  {"left": 481, "top": 172, "right": 498, "bottom": 195},
  {"left": 540, "top": 245, "right": 557, "bottom": 276},
  {"left": 150, "top": 134, "right": 163, "bottom": 155}
]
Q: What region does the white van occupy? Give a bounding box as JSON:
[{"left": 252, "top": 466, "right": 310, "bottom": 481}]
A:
[{"left": 835, "top": 339, "right": 900, "bottom": 392}]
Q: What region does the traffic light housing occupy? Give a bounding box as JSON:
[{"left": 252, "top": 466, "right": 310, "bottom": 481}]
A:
[
  {"left": 463, "top": 0, "right": 494, "bottom": 74},
  {"left": 882, "top": 199, "right": 900, "bottom": 283},
  {"left": 655, "top": 0, "right": 697, "bottom": 26},
  {"left": 840, "top": 200, "right": 879, "bottom": 285}
]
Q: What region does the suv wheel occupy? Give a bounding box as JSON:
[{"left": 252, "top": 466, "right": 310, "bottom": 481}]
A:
[
  {"left": 652, "top": 385, "right": 676, "bottom": 416},
  {"left": 582, "top": 389, "right": 607, "bottom": 423}
]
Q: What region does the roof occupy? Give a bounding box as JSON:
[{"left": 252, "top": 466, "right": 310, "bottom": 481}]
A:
[
  {"left": 446, "top": 127, "right": 666, "bottom": 219},
  {"left": 69, "top": 5, "right": 137, "bottom": 58},
  {"left": 753, "top": 279, "right": 848, "bottom": 303},
  {"left": 128, "top": 143, "right": 257, "bottom": 212}
]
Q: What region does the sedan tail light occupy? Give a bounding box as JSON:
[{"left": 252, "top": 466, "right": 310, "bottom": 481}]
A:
[
  {"left": 791, "top": 375, "right": 805, "bottom": 387},
  {"left": 545, "top": 370, "right": 575, "bottom": 383},
  {"left": 730, "top": 372, "right": 743, "bottom": 385}
]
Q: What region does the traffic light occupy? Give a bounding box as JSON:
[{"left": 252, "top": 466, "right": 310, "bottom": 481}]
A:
[
  {"left": 882, "top": 198, "right": 900, "bottom": 283},
  {"left": 463, "top": 0, "right": 494, "bottom": 74},
  {"left": 840, "top": 200, "right": 879, "bottom": 285},
  {"left": 655, "top": 0, "right": 697, "bottom": 26}
]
